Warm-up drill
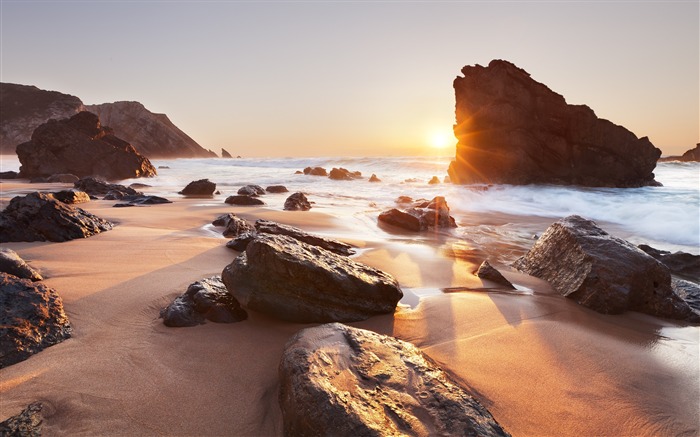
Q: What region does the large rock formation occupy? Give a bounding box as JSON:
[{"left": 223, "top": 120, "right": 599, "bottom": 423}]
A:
[
  {"left": 279, "top": 323, "right": 511, "bottom": 437},
  {"left": 16, "top": 111, "right": 157, "bottom": 180},
  {"left": 0, "top": 83, "right": 84, "bottom": 154},
  {"left": 222, "top": 234, "right": 402, "bottom": 323},
  {"left": 85, "top": 101, "right": 216, "bottom": 158},
  {"left": 513, "top": 215, "right": 698, "bottom": 321},
  {"left": 0, "top": 273, "right": 72, "bottom": 368},
  {"left": 658, "top": 144, "right": 700, "bottom": 162},
  {"left": 0, "top": 192, "right": 114, "bottom": 242},
  {"left": 448, "top": 60, "right": 661, "bottom": 187}
]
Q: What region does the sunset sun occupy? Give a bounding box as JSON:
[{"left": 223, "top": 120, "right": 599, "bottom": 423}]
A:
[{"left": 428, "top": 129, "right": 455, "bottom": 150}]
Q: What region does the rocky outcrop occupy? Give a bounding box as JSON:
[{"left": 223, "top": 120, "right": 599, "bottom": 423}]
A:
[
  {"left": 378, "top": 196, "right": 457, "bottom": 231},
  {"left": 638, "top": 245, "right": 700, "bottom": 282},
  {"left": 221, "top": 148, "right": 233, "bottom": 158},
  {"left": 0, "top": 273, "right": 72, "bottom": 368},
  {"left": 514, "top": 216, "right": 698, "bottom": 321},
  {"left": 0, "top": 192, "right": 113, "bottom": 242},
  {"left": 369, "top": 174, "right": 381, "bottom": 182},
  {"left": 160, "top": 276, "right": 247, "bottom": 327},
  {"left": 448, "top": 60, "right": 661, "bottom": 187},
  {"left": 279, "top": 323, "right": 511, "bottom": 437},
  {"left": 16, "top": 111, "right": 157, "bottom": 180},
  {"left": 179, "top": 179, "right": 216, "bottom": 196},
  {"left": 283, "top": 192, "right": 312, "bottom": 211},
  {"left": 222, "top": 234, "right": 401, "bottom": 323},
  {"left": 476, "top": 260, "right": 515, "bottom": 289},
  {"left": 428, "top": 176, "right": 440, "bottom": 185},
  {"left": 658, "top": 144, "right": 700, "bottom": 162},
  {"left": 0, "top": 402, "right": 44, "bottom": 436},
  {"left": 224, "top": 195, "right": 265, "bottom": 206},
  {"left": 0, "top": 83, "right": 84, "bottom": 154},
  {"left": 0, "top": 249, "right": 42, "bottom": 281},
  {"left": 255, "top": 220, "right": 354, "bottom": 255},
  {"left": 84, "top": 101, "right": 216, "bottom": 158}
]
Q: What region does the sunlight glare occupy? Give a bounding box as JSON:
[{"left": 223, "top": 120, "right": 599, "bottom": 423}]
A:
[{"left": 428, "top": 129, "right": 455, "bottom": 149}]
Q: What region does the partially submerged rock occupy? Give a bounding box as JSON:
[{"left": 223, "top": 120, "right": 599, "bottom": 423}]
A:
[
  {"left": 222, "top": 234, "right": 401, "bottom": 323},
  {"left": 0, "top": 192, "right": 113, "bottom": 242},
  {"left": 255, "top": 219, "right": 354, "bottom": 255},
  {"left": 16, "top": 111, "right": 156, "bottom": 180},
  {"left": 279, "top": 323, "right": 511, "bottom": 437},
  {"left": 303, "top": 166, "right": 327, "bottom": 176},
  {"left": 179, "top": 179, "right": 216, "bottom": 196},
  {"left": 160, "top": 276, "right": 247, "bottom": 327},
  {"left": 224, "top": 195, "right": 265, "bottom": 206},
  {"left": 0, "top": 248, "right": 42, "bottom": 281},
  {"left": 476, "top": 260, "right": 515, "bottom": 289},
  {"left": 369, "top": 174, "right": 381, "bottom": 182},
  {"left": 0, "top": 402, "right": 44, "bottom": 436},
  {"left": 237, "top": 184, "right": 265, "bottom": 197},
  {"left": 514, "top": 215, "right": 698, "bottom": 321},
  {"left": 74, "top": 177, "right": 139, "bottom": 198},
  {"left": 283, "top": 192, "right": 312, "bottom": 211},
  {"left": 329, "top": 167, "right": 362, "bottom": 181},
  {"left": 428, "top": 176, "right": 440, "bottom": 184},
  {"left": 378, "top": 196, "right": 457, "bottom": 231},
  {"left": 266, "top": 185, "right": 289, "bottom": 193},
  {"left": 448, "top": 60, "right": 661, "bottom": 187},
  {"left": 0, "top": 273, "right": 72, "bottom": 368},
  {"left": 638, "top": 244, "right": 700, "bottom": 282}
]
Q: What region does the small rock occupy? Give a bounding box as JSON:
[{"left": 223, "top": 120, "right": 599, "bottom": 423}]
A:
[
  {"left": 47, "top": 173, "right": 79, "bottom": 183},
  {"left": 221, "top": 148, "right": 233, "bottom": 158},
  {"left": 223, "top": 216, "right": 254, "bottom": 238},
  {"left": 74, "top": 177, "right": 140, "bottom": 198},
  {"left": 52, "top": 189, "right": 91, "bottom": 204},
  {"left": 329, "top": 167, "right": 361, "bottom": 180},
  {"left": 475, "top": 260, "right": 515, "bottom": 289},
  {"left": 283, "top": 192, "right": 312, "bottom": 211},
  {"left": 212, "top": 213, "right": 236, "bottom": 227},
  {"left": 237, "top": 185, "right": 265, "bottom": 196},
  {"left": 179, "top": 179, "right": 216, "bottom": 196},
  {"left": 0, "top": 171, "right": 18, "bottom": 179},
  {"left": 0, "top": 248, "right": 42, "bottom": 281},
  {"left": 369, "top": 174, "right": 381, "bottom": 182},
  {"left": 224, "top": 195, "right": 265, "bottom": 206},
  {"left": 428, "top": 176, "right": 440, "bottom": 184},
  {"left": 0, "top": 402, "right": 44, "bottom": 436},
  {"left": 303, "top": 166, "right": 327, "bottom": 176},
  {"left": 160, "top": 276, "right": 247, "bottom": 327},
  {"left": 266, "top": 185, "right": 289, "bottom": 193},
  {"left": 226, "top": 232, "right": 256, "bottom": 251}
]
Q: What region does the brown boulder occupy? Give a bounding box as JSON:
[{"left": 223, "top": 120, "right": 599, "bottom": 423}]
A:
[
  {"left": 224, "top": 195, "right": 265, "bottom": 206},
  {"left": 0, "top": 248, "right": 42, "bottom": 281},
  {"left": 378, "top": 196, "right": 457, "bottom": 231},
  {"left": 303, "top": 166, "right": 327, "bottom": 176},
  {"left": 255, "top": 219, "right": 354, "bottom": 255},
  {"left": 16, "top": 111, "right": 156, "bottom": 180},
  {"left": 283, "top": 192, "right": 312, "bottom": 211},
  {"left": 513, "top": 216, "right": 698, "bottom": 321},
  {"left": 179, "top": 179, "right": 216, "bottom": 196},
  {"left": 160, "top": 276, "right": 247, "bottom": 327},
  {"left": 476, "top": 260, "right": 515, "bottom": 289},
  {"left": 448, "top": 60, "right": 661, "bottom": 187},
  {"left": 279, "top": 323, "right": 511, "bottom": 437}
]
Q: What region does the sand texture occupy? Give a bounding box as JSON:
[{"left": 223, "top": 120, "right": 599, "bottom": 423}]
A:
[{"left": 0, "top": 181, "right": 698, "bottom": 436}]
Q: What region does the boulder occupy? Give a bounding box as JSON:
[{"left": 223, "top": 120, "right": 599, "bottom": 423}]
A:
[
  {"left": 179, "top": 179, "right": 216, "bottom": 196},
  {"left": 52, "top": 189, "right": 91, "bottom": 204},
  {"left": 279, "top": 323, "right": 511, "bottom": 437},
  {"left": 237, "top": 184, "right": 265, "bottom": 196},
  {"left": 47, "top": 173, "right": 79, "bottom": 183},
  {"left": 266, "top": 185, "right": 289, "bottom": 193},
  {"left": 222, "top": 234, "right": 401, "bottom": 323},
  {"left": 74, "top": 177, "right": 140, "bottom": 198},
  {"left": 283, "top": 192, "right": 312, "bottom": 211},
  {"left": 221, "top": 148, "right": 233, "bottom": 158},
  {"left": 448, "top": 60, "right": 661, "bottom": 187},
  {"left": 223, "top": 216, "right": 254, "bottom": 238},
  {"left": 476, "top": 260, "right": 515, "bottom": 289},
  {"left": 212, "top": 213, "right": 236, "bottom": 227},
  {"left": 0, "top": 82, "right": 84, "bottom": 154},
  {"left": 0, "top": 273, "right": 72, "bottom": 368},
  {"left": 255, "top": 219, "right": 354, "bottom": 255},
  {"left": 329, "top": 167, "right": 361, "bottom": 180},
  {"left": 428, "top": 176, "right": 440, "bottom": 184},
  {"left": 671, "top": 278, "right": 700, "bottom": 314},
  {"left": 84, "top": 101, "right": 216, "bottom": 158},
  {"left": 369, "top": 174, "right": 381, "bottom": 182},
  {"left": 638, "top": 244, "right": 700, "bottom": 282},
  {"left": 224, "top": 195, "right": 265, "bottom": 206},
  {"left": 513, "top": 216, "right": 698, "bottom": 321},
  {"left": 658, "top": 144, "right": 700, "bottom": 162},
  {"left": 0, "top": 402, "right": 44, "bottom": 436},
  {"left": 0, "top": 192, "right": 113, "bottom": 242},
  {"left": 0, "top": 171, "right": 18, "bottom": 179},
  {"left": 160, "top": 276, "right": 247, "bottom": 327},
  {"left": 0, "top": 248, "right": 42, "bottom": 281},
  {"left": 226, "top": 232, "right": 256, "bottom": 251},
  {"left": 378, "top": 196, "right": 457, "bottom": 231},
  {"left": 16, "top": 111, "right": 157, "bottom": 180},
  {"left": 116, "top": 195, "right": 172, "bottom": 206},
  {"left": 303, "top": 166, "right": 327, "bottom": 176}
]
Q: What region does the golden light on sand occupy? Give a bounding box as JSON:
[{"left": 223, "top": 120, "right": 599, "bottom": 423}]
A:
[{"left": 427, "top": 129, "right": 455, "bottom": 150}]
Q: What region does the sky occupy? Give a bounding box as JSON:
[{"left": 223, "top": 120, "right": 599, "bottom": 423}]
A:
[{"left": 1, "top": 1, "right": 697, "bottom": 157}]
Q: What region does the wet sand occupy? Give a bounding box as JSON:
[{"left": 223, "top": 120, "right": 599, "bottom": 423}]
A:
[{"left": 0, "top": 181, "right": 698, "bottom": 436}]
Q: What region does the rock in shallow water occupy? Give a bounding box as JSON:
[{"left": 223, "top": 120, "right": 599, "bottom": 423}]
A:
[
  {"left": 0, "top": 273, "right": 72, "bottom": 368},
  {"left": 378, "top": 196, "right": 457, "bottom": 232},
  {"left": 179, "top": 178, "right": 216, "bottom": 196},
  {"left": 476, "top": 260, "right": 515, "bottom": 289},
  {"left": 283, "top": 192, "right": 312, "bottom": 211},
  {"left": 279, "top": 323, "right": 511, "bottom": 437},
  {"left": 514, "top": 215, "right": 698, "bottom": 321},
  {"left": 222, "top": 234, "right": 401, "bottom": 323}
]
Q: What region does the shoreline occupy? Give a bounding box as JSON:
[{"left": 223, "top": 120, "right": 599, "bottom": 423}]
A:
[{"left": 0, "top": 181, "right": 698, "bottom": 436}]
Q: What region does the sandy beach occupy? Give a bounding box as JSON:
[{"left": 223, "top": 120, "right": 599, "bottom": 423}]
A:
[{"left": 1, "top": 180, "right": 698, "bottom": 436}]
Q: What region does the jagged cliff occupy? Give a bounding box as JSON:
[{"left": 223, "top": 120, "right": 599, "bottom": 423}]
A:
[
  {"left": 448, "top": 60, "right": 661, "bottom": 187},
  {"left": 1, "top": 83, "right": 214, "bottom": 158},
  {"left": 0, "top": 83, "right": 84, "bottom": 154},
  {"left": 85, "top": 101, "right": 216, "bottom": 158}
]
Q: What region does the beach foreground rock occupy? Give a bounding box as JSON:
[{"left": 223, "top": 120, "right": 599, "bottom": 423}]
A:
[
  {"left": 0, "top": 402, "right": 44, "bottom": 435},
  {"left": 179, "top": 178, "right": 216, "bottom": 196},
  {"left": 378, "top": 196, "right": 457, "bottom": 231},
  {"left": 222, "top": 234, "right": 401, "bottom": 323},
  {"left": 279, "top": 323, "right": 511, "bottom": 437},
  {"left": 0, "top": 273, "right": 72, "bottom": 368},
  {"left": 0, "top": 248, "right": 42, "bottom": 281},
  {"left": 514, "top": 215, "right": 699, "bottom": 321},
  {"left": 255, "top": 219, "right": 354, "bottom": 255},
  {"left": 16, "top": 111, "right": 156, "bottom": 180},
  {"left": 160, "top": 276, "right": 247, "bottom": 327},
  {"left": 0, "top": 192, "right": 113, "bottom": 242},
  {"left": 448, "top": 60, "right": 661, "bottom": 187}
]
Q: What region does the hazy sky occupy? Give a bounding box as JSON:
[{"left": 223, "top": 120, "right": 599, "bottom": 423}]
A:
[{"left": 1, "top": 1, "right": 697, "bottom": 157}]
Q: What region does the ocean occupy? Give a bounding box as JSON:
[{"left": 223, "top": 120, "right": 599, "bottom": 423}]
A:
[{"left": 2, "top": 155, "right": 698, "bottom": 257}]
